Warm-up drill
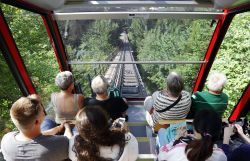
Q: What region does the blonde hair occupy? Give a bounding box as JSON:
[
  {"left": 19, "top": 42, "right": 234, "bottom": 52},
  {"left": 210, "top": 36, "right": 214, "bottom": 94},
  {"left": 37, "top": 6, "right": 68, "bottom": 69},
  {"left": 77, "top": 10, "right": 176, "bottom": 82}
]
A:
[
  {"left": 91, "top": 75, "right": 109, "bottom": 94},
  {"left": 207, "top": 72, "right": 227, "bottom": 92},
  {"left": 10, "top": 95, "right": 42, "bottom": 130}
]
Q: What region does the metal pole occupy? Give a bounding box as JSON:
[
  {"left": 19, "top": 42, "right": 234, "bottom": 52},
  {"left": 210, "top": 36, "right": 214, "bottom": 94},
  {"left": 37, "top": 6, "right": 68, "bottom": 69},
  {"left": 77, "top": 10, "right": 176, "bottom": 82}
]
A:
[{"left": 69, "top": 60, "right": 207, "bottom": 65}]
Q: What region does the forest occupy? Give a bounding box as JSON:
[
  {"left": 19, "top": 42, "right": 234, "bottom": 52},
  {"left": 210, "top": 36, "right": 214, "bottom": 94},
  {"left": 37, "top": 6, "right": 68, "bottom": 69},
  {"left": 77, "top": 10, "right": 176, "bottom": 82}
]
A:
[{"left": 0, "top": 3, "right": 249, "bottom": 137}]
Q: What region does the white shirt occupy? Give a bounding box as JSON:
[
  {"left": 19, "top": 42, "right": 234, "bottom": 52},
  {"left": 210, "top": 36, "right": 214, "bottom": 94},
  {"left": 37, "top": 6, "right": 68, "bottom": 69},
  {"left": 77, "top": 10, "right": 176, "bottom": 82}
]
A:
[
  {"left": 69, "top": 132, "right": 138, "bottom": 161},
  {"left": 158, "top": 143, "right": 227, "bottom": 161}
]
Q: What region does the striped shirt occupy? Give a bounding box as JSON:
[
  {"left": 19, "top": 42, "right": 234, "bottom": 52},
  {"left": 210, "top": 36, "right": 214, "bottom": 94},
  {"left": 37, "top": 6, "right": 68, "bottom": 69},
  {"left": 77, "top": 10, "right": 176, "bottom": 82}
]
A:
[{"left": 151, "top": 91, "right": 191, "bottom": 126}]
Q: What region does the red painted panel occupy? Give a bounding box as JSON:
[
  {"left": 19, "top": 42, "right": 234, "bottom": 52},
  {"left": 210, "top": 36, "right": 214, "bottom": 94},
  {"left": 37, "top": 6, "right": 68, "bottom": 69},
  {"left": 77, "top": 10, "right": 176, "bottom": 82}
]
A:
[
  {"left": 229, "top": 85, "right": 250, "bottom": 121},
  {"left": 42, "top": 15, "right": 63, "bottom": 71},
  {"left": 192, "top": 10, "right": 231, "bottom": 93},
  {"left": 0, "top": 13, "right": 36, "bottom": 94},
  {"left": 49, "top": 14, "right": 68, "bottom": 64},
  {"left": 42, "top": 13, "right": 69, "bottom": 71}
]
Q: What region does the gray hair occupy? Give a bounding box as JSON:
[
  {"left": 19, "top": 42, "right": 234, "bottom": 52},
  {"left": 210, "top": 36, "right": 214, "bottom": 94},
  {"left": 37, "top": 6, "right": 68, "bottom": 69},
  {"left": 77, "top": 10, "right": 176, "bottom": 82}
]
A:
[
  {"left": 91, "top": 75, "right": 109, "bottom": 94},
  {"left": 207, "top": 72, "right": 227, "bottom": 92},
  {"left": 55, "top": 71, "right": 73, "bottom": 90},
  {"left": 166, "top": 72, "right": 184, "bottom": 97}
]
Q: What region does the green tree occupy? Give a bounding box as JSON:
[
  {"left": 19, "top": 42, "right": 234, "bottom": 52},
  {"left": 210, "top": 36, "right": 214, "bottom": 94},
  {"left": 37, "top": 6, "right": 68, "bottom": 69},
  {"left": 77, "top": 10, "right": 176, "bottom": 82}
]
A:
[
  {"left": 61, "top": 20, "right": 121, "bottom": 95},
  {"left": 0, "top": 4, "right": 59, "bottom": 137},
  {"left": 129, "top": 19, "right": 214, "bottom": 92},
  {"left": 211, "top": 12, "right": 250, "bottom": 118}
]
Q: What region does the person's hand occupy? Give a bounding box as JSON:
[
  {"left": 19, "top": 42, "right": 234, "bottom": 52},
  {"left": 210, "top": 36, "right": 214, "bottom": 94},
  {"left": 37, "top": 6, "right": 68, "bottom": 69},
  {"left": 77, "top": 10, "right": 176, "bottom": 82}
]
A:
[
  {"left": 233, "top": 124, "right": 250, "bottom": 144},
  {"left": 186, "top": 133, "right": 196, "bottom": 139},
  {"left": 234, "top": 124, "right": 244, "bottom": 136},
  {"left": 64, "top": 122, "right": 71, "bottom": 130},
  {"left": 56, "top": 122, "right": 66, "bottom": 133},
  {"left": 175, "top": 126, "right": 187, "bottom": 140}
]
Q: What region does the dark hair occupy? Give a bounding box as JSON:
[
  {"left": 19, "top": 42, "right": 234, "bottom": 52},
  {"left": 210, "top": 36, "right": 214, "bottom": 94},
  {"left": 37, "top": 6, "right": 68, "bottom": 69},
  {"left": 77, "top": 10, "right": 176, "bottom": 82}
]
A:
[
  {"left": 73, "top": 106, "right": 126, "bottom": 161},
  {"left": 166, "top": 72, "right": 184, "bottom": 97},
  {"left": 185, "top": 109, "right": 222, "bottom": 161}
]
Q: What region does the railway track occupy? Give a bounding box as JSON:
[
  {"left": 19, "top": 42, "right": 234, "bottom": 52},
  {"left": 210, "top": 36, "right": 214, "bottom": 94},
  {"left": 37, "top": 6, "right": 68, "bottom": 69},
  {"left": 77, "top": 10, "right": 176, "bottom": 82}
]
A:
[{"left": 105, "top": 42, "right": 147, "bottom": 98}]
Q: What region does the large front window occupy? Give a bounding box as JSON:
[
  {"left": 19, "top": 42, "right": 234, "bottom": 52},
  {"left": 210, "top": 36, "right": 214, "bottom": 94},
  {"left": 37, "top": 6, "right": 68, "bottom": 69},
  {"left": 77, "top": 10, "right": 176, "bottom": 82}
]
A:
[{"left": 57, "top": 17, "right": 216, "bottom": 95}]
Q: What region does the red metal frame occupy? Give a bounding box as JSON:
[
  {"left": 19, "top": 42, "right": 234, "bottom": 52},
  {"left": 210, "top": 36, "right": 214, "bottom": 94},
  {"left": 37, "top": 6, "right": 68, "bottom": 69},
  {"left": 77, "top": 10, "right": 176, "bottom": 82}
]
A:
[
  {"left": 1, "top": 0, "right": 70, "bottom": 95},
  {"left": 227, "top": 3, "right": 250, "bottom": 121},
  {"left": 193, "top": 2, "right": 250, "bottom": 119},
  {"left": 50, "top": 15, "right": 69, "bottom": 66},
  {"left": 42, "top": 14, "right": 70, "bottom": 71},
  {"left": 0, "top": 11, "right": 36, "bottom": 94},
  {"left": 1, "top": 0, "right": 50, "bottom": 15},
  {"left": 193, "top": 10, "right": 234, "bottom": 93},
  {"left": 229, "top": 84, "right": 250, "bottom": 121}
]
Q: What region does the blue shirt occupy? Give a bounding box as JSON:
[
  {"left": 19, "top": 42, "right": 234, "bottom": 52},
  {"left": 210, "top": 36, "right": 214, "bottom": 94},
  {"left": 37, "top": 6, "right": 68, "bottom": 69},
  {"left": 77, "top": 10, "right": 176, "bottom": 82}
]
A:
[{"left": 221, "top": 144, "right": 250, "bottom": 161}]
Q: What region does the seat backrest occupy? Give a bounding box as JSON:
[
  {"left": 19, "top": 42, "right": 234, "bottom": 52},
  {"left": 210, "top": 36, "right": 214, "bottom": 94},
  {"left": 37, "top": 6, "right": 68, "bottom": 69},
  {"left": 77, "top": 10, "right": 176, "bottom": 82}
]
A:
[{"left": 154, "top": 119, "right": 191, "bottom": 132}]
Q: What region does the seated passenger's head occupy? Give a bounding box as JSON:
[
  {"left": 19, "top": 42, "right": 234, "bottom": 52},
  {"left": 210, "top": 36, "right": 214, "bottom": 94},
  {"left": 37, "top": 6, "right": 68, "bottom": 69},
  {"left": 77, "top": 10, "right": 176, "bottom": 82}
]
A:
[
  {"left": 166, "top": 72, "right": 184, "bottom": 97},
  {"left": 74, "top": 106, "right": 125, "bottom": 160},
  {"left": 193, "top": 109, "right": 222, "bottom": 142},
  {"left": 55, "top": 71, "right": 74, "bottom": 91},
  {"left": 75, "top": 106, "right": 109, "bottom": 140},
  {"left": 10, "top": 94, "right": 45, "bottom": 132},
  {"left": 91, "top": 75, "right": 109, "bottom": 95},
  {"left": 207, "top": 72, "right": 227, "bottom": 93},
  {"left": 185, "top": 109, "right": 222, "bottom": 161}
]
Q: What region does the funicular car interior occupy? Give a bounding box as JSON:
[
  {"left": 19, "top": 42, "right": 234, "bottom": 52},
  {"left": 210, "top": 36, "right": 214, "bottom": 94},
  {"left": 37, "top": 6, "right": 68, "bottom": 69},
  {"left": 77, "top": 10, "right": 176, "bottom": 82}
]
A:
[{"left": 0, "top": 0, "right": 250, "bottom": 160}]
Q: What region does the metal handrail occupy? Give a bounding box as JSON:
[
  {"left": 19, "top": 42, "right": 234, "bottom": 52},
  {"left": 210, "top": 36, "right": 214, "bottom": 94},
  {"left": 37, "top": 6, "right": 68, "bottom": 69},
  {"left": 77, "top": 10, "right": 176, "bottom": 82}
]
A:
[{"left": 69, "top": 60, "right": 207, "bottom": 65}]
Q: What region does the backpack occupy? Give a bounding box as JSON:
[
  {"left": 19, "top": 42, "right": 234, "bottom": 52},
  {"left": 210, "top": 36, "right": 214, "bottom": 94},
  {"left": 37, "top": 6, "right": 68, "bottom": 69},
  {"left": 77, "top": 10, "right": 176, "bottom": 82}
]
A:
[{"left": 108, "top": 87, "right": 121, "bottom": 98}]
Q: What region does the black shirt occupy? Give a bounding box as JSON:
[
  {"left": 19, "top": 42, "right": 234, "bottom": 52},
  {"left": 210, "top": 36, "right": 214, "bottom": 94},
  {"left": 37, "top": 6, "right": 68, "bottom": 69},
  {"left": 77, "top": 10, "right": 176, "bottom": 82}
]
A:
[{"left": 84, "top": 97, "right": 128, "bottom": 120}]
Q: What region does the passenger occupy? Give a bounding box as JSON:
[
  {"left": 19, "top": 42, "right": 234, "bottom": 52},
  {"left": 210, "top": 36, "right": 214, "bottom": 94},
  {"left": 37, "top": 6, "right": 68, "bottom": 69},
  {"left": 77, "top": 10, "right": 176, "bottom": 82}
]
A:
[
  {"left": 158, "top": 109, "right": 227, "bottom": 161},
  {"left": 41, "top": 71, "right": 84, "bottom": 132},
  {"left": 68, "top": 106, "right": 139, "bottom": 161},
  {"left": 222, "top": 123, "right": 250, "bottom": 161},
  {"left": 1, "top": 95, "right": 70, "bottom": 161},
  {"left": 191, "top": 72, "right": 228, "bottom": 117},
  {"left": 85, "top": 75, "right": 128, "bottom": 120},
  {"left": 145, "top": 72, "right": 191, "bottom": 127}
]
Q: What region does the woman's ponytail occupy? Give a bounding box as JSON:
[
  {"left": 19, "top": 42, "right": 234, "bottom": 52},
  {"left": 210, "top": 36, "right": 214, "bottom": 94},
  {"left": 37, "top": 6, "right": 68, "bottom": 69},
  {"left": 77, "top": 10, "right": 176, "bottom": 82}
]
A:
[
  {"left": 185, "top": 134, "right": 214, "bottom": 161},
  {"left": 185, "top": 109, "right": 222, "bottom": 161}
]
